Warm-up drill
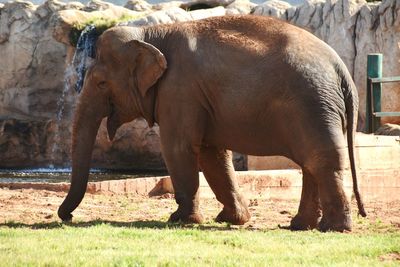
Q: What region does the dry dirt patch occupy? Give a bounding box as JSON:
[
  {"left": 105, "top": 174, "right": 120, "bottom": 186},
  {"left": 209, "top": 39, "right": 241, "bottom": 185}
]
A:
[
  {"left": 379, "top": 252, "right": 400, "bottom": 262},
  {"left": 0, "top": 187, "right": 399, "bottom": 232}
]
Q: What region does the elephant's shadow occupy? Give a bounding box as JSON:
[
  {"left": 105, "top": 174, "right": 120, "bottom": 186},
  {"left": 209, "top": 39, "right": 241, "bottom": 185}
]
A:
[{"left": 1, "top": 220, "right": 280, "bottom": 231}]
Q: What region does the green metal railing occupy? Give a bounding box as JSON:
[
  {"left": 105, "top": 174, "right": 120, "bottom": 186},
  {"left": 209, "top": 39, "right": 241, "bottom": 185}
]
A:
[{"left": 365, "top": 53, "right": 400, "bottom": 133}]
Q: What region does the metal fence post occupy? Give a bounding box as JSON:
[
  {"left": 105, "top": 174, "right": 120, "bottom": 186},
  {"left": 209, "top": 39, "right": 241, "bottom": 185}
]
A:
[{"left": 366, "top": 53, "right": 382, "bottom": 133}]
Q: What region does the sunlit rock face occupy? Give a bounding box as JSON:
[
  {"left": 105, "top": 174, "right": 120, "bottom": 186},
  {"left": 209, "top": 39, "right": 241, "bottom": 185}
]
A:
[
  {"left": 0, "top": 0, "right": 69, "bottom": 168},
  {"left": 0, "top": 0, "right": 164, "bottom": 169},
  {"left": 1, "top": 0, "right": 400, "bottom": 169},
  {"left": 0, "top": 1, "right": 67, "bottom": 119},
  {"left": 253, "top": 0, "right": 400, "bottom": 129}
]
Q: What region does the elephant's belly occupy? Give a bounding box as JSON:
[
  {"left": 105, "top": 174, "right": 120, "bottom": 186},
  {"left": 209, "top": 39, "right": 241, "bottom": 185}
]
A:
[{"left": 205, "top": 123, "right": 290, "bottom": 157}]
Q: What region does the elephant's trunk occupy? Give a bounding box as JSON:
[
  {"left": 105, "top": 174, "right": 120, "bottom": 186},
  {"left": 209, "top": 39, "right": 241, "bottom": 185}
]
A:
[{"left": 58, "top": 100, "right": 103, "bottom": 221}]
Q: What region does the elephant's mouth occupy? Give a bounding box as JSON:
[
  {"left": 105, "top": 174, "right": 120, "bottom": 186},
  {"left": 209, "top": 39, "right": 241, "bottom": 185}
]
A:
[
  {"left": 107, "top": 100, "right": 137, "bottom": 140},
  {"left": 106, "top": 102, "right": 122, "bottom": 141}
]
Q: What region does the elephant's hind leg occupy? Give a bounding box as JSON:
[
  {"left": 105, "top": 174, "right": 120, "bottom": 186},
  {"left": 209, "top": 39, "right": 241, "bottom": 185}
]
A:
[
  {"left": 306, "top": 148, "right": 352, "bottom": 232},
  {"left": 290, "top": 169, "right": 322, "bottom": 230},
  {"left": 199, "top": 146, "right": 250, "bottom": 225}
]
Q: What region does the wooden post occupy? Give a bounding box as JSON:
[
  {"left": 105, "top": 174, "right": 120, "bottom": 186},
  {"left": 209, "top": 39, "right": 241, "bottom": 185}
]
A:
[{"left": 366, "top": 53, "right": 382, "bottom": 133}]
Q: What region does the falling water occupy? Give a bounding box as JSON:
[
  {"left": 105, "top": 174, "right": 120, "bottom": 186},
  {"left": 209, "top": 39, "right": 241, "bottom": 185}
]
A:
[
  {"left": 50, "top": 25, "right": 100, "bottom": 167},
  {"left": 72, "top": 24, "right": 99, "bottom": 93},
  {"left": 49, "top": 65, "right": 74, "bottom": 168}
]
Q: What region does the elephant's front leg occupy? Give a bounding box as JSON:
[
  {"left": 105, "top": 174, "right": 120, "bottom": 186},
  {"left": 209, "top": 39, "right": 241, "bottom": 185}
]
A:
[
  {"left": 199, "top": 146, "right": 250, "bottom": 225},
  {"left": 160, "top": 137, "right": 203, "bottom": 224}
]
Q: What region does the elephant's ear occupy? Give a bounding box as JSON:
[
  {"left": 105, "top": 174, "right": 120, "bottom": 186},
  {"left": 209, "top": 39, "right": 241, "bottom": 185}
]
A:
[{"left": 129, "top": 40, "right": 167, "bottom": 97}]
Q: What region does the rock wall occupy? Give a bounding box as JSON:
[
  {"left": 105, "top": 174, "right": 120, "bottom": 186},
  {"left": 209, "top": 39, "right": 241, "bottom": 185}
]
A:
[
  {"left": 0, "top": 0, "right": 399, "bottom": 169},
  {"left": 0, "top": 0, "right": 166, "bottom": 169},
  {"left": 253, "top": 0, "right": 400, "bottom": 129},
  {"left": 0, "top": 1, "right": 67, "bottom": 168}
]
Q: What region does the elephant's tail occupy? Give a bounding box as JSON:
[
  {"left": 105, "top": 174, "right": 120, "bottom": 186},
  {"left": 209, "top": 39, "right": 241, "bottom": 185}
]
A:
[{"left": 342, "top": 72, "right": 367, "bottom": 217}]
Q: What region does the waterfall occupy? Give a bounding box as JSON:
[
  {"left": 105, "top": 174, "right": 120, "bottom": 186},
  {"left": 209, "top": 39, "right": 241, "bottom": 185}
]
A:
[
  {"left": 50, "top": 25, "right": 100, "bottom": 168},
  {"left": 49, "top": 64, "right": 74, "bottom": 168},
  {"left": 72, "top": 24, "right": 99, "bottom": 93}
]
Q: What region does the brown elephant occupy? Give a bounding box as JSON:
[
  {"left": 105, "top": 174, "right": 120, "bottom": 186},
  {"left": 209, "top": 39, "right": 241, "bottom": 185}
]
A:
[{"left": 58, "top": 15, "right": 366, "bottom": 232}]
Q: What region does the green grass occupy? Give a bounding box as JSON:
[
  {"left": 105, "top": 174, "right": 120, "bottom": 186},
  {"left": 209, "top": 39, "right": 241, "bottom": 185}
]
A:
[
  {"left": 0, "top": 221, "right": 399, "bottom": 266},
  {"left": 69, "top": 13, "right": 144, "bottom": 46}
]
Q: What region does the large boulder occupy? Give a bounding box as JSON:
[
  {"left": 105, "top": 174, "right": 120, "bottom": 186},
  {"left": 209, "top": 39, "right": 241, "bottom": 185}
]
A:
[
  {"left": 226, "top": 0, "right": 256, "bottom": 15},
  {"left": 124, "top": 0, "right": 153, "bottom": 11},
  {"left": 51, "top": 0, "right": 143, "bottom": 46},
  {"left": 252, "top": 0, "right": 292, "bottom": 18},
  {"left": 121, "top": 6, "right": 226, "bottom": 26},
  {"left": 0, "top": 0, "right": 67, "bottom": 119}
]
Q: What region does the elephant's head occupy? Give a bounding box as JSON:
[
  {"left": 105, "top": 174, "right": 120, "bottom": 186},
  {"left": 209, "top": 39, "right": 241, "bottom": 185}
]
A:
[{"left": 58, "top": 27, "right": 167, "bottom": 221}]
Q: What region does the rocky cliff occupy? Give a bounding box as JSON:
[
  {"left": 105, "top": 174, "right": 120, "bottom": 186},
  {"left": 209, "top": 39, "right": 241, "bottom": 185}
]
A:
[
  {"left": 0, "top": 0, "right": 399, "bottom": 169},
  {"left": 253, "top": 0, "right": 400, "bottom": 129}
]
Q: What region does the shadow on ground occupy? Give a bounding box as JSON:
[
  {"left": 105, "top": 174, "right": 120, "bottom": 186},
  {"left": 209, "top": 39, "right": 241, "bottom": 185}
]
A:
[{"left": 0, "top": 220, "right": 273, "bottom": 231}]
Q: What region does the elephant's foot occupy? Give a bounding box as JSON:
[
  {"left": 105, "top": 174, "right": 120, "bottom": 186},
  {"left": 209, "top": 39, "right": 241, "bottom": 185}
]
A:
[
  {"left": 215, "top": 197, "right": 251, "bottom": 225},
  {"left": 58, "top": 207, "right": 73, "bottom": 222},
  {"left": 318, "top": 211, "right": 352, "bottom": 232},
  {"left": 290, "top": 213, "right": 321, "bottom": 230},
  {"left": 168, "top": 208, "right": 204, "bottom": 224},
  {"left": 215, "top": 206, "right": 251, "bottom": 225}
]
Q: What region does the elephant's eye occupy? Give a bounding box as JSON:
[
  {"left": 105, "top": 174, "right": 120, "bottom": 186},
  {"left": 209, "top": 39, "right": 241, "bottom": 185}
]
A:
[{"left": 97, "top": 81, "right": 107, "bottom": 90}]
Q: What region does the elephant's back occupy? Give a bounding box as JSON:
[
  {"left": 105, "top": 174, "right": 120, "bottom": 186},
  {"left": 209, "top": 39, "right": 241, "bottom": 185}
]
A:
[
  {"left": 190, "top": 17, "right": 349, "bottom": 150},
  {"left": 186, "top": 15, "right": 291, "bottom": 57},
  {"left": 191, "top": 15, "right": 343, "bottom": 68}
]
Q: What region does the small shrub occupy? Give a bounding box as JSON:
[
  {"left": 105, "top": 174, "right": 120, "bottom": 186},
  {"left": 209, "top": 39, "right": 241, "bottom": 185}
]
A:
[{"left": 69, "top": 13, "right": 142, "bottom": 46}]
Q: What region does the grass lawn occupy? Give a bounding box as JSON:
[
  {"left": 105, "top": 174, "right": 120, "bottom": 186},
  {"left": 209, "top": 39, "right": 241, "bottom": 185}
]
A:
[{"left": 1, "top": 220, "right": 399, "bottom": 267}]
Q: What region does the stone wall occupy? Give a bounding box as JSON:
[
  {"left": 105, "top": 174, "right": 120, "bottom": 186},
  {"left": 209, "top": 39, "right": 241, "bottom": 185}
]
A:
[
  {"left": 0, "top": 0, "right": 167, "bottom": 169},
  {"left": 0, "top": 0, "right": 399, "bottom": 169},
  {"left": 0, "top": 1, "right": 68, "bottom": 168},
  {"left": 253, "top": 0, "right": 400, "bottom": 129}
]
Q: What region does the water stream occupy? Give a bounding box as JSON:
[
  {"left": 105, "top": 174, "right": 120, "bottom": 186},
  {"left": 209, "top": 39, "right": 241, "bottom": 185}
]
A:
[
  {"left": 49, "top": 65, "right": 74, "bottom": 168},
  {"left": 49, "top": 25, "right": 99, "bottom": 169},
  {"left": 1, "top": 25, "right": 117, "bottom": 183},
  {"left": 72, "top": 24, "right": 98, "bottom": 93}
]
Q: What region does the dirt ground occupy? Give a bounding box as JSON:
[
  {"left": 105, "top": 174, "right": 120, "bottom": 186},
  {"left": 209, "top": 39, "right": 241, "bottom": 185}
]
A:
[{"left": 0, "top": 187, "right": 399, "bottom": 232}]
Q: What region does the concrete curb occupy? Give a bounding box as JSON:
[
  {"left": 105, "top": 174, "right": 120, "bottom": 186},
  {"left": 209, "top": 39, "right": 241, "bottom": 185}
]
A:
[{"left": 0, "top": 169, "right": 399, "bottom": 201}]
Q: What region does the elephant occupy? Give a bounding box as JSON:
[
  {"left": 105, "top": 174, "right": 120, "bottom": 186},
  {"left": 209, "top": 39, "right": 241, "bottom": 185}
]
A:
[
  {"left": 375, "top": 123, "right": 400, "bottom": 136},
  {"left": 58, "top": 15, "right": 367, "bottom": 232}
]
